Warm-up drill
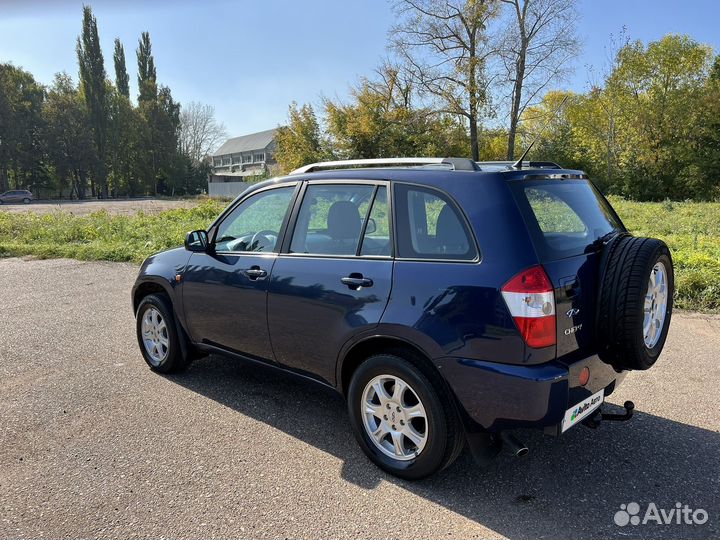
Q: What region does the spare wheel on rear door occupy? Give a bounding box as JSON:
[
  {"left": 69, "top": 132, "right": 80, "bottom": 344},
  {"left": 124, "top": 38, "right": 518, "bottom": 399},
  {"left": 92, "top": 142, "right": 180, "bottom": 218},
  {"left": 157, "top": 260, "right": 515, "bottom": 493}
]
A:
[{"left": 596, "top": 235, "right": 674, "bottom": 371}]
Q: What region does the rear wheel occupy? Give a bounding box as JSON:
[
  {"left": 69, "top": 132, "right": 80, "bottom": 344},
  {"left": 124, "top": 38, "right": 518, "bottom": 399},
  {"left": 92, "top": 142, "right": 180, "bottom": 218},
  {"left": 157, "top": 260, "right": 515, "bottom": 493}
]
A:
[
  {"left": 135, "top": 293, "right": 187, "bottom": 373},
  {"left": 347, "top": 352, "right": 463, "bottom": 480}
]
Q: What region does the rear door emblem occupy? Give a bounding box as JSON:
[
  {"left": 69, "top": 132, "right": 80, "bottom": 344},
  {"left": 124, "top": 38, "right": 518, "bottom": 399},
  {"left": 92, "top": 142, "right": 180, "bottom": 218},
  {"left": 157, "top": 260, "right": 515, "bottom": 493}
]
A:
[{"left": 566, "top": 308, "right": 580, "bottom": 317}]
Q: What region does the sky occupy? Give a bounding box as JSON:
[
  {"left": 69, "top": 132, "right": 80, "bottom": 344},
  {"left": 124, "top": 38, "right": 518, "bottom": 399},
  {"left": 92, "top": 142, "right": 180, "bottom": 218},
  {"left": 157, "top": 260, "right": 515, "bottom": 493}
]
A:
[{"left": 1, "top": 0, "right": 719, "bottom": 140}]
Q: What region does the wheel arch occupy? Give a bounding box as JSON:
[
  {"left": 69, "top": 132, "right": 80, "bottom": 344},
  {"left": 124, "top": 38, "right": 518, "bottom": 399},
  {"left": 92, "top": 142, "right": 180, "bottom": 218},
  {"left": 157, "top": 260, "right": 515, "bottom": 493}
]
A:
[
  {"left": 132, "top": 279, "right": 173, "bottom": 313},
  {"left": 337, "top": 334, "right": 443, "bottom": 398}
]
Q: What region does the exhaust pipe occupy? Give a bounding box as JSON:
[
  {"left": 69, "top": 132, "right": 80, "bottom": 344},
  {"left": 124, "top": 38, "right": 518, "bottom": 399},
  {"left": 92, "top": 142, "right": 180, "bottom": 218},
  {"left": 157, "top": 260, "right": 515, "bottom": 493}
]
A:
[{"left": 501, "top": 432, "right": 529, "bottom": 458}]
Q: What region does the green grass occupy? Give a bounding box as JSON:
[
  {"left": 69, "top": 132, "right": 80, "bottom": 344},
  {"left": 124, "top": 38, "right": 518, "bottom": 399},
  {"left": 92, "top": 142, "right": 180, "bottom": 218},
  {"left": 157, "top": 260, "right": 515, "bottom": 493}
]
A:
[
  {"left": 0, "top": 196, "right": 718, "bottom": 311},
  {"left": 0, "top": 200, "right": 226, "bottom": 264},
  {"left": 608, "top": 197, "right": 720, "bottom": 311}
]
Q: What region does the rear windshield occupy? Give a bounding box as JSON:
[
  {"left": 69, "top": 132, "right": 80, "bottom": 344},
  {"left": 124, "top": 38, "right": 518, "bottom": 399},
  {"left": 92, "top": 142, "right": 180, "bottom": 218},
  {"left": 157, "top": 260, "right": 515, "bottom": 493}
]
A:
[{"left": 510, "top": 179, "right": 624, "bottom": 261}]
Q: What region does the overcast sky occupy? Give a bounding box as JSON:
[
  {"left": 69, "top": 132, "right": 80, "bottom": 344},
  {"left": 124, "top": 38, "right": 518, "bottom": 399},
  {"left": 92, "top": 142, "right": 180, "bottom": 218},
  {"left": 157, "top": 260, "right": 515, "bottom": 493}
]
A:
[{"left": 1, "top": 0, "right": 719, "bottom": 139}]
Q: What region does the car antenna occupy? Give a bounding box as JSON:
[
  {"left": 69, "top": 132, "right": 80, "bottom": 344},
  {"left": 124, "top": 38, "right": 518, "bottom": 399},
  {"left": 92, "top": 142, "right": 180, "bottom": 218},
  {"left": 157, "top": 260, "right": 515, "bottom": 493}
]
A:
[{"left": 512, "top": 95, "right": 569, "bottom": 169}]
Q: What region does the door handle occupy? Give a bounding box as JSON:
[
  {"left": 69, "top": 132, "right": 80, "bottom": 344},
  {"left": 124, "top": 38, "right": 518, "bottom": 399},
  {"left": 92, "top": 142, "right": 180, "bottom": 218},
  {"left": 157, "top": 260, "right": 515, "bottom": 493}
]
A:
[
  {"left": 341, "top": 273, "right": 373, "bottom": 290},
  {"left": 244, "top": 266, "right": 267, "bottom": 280}
]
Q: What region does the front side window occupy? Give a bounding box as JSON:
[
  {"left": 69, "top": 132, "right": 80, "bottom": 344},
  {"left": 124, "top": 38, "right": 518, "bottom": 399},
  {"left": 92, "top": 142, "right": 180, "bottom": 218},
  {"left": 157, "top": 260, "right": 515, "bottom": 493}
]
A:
[
  {"left": 290, "top": 184, "right": 390, "bottom": 256},
  {"left": 214, "top": 186, "right": 295, "bottom": 253},
  {"left": 394, "top": 184, "right": 477, "bottom": 260}
]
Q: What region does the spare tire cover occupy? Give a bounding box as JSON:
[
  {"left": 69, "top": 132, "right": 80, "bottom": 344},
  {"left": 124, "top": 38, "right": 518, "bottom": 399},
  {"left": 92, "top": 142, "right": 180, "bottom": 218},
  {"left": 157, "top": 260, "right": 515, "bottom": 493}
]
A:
[{"left": 596, "top": 235, "right": 674, "bottom": 370}]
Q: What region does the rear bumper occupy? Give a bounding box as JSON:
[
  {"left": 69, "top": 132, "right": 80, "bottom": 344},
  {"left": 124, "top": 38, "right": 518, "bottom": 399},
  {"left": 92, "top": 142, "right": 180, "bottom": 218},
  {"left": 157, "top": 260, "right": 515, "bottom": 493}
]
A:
[{"left": 437, "top": 353, "right": 627, "bottom": 433}]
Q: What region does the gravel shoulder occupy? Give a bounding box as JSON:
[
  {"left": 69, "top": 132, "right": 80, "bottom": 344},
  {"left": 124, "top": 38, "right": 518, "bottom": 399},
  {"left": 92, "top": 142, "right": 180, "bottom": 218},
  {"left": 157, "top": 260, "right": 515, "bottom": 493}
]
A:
[
  {"left": 0, "top": 198, "right": 198, "bottom": 216},
  {"left": 0, "top": 258, "right": 717, "bottom": 539}
]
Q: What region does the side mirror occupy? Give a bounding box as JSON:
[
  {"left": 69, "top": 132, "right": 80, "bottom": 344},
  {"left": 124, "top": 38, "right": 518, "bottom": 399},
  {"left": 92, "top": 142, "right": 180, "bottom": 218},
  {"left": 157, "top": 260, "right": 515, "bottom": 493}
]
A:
[
  {"left": 364, "top": 217, "right": 377, "bottom": 235},
  {"left": 185, "top": 230, "right": 209, "bottom": 252}
]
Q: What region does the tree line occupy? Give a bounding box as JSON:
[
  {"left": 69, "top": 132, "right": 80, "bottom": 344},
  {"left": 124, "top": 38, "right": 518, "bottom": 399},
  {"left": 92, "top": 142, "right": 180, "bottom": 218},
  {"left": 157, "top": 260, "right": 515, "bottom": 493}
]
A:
[
  {"left": 0, "top": 6, "right": 226, "bottom": 199},
  {"left": 276, "top": 0, "right": 720, "bottom": 200}
]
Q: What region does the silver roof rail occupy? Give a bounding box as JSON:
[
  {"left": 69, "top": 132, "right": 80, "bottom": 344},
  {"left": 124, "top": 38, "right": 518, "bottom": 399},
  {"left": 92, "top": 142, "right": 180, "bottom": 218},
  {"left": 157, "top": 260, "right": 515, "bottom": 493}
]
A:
[{"left": 290, "top": 157, "right": 449, "bottom": 175}]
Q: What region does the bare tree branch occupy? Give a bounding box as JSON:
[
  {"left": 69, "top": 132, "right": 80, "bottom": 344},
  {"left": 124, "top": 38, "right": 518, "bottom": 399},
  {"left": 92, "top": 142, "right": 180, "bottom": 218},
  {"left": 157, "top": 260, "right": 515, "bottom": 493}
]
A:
[
  {"left": 178, "top": 101, "right": 227, "bottom": 164},
  {"left": 391, "top": 0, "right": 499, "bottom": 160},
  {"left": 499, "top": 0, "right": 580, "bottom": 159}
]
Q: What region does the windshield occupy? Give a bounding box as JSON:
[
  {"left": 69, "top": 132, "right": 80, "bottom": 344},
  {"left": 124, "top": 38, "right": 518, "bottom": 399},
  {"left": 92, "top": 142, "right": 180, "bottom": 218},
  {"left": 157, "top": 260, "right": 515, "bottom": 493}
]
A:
[{"left": 510, "top": 179, "right": 624, "bottom": 261}]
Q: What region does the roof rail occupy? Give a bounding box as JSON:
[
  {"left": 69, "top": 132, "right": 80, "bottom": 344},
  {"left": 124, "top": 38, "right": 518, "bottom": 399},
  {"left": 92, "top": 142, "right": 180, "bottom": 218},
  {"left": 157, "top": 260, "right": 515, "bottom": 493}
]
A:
[
  {"left": 477, "top": 161, "right": 562, "bottom": 170},
  {"left": 289, "top": 157, "right": 479, "bottom": 175}
]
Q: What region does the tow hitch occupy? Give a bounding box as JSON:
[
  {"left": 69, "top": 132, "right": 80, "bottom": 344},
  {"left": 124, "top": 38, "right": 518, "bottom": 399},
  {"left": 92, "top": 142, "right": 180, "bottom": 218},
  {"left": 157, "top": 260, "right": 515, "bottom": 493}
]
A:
[{"left": 583, "top": 400, "right": 635, "bottom": 429}]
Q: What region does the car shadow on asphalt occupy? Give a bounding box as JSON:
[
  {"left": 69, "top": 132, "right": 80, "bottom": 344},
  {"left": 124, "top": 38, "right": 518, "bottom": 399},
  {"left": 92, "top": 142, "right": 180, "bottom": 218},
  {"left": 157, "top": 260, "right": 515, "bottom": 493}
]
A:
[{"left": 168, "top": 353, "right": 719, "bottom": 540}]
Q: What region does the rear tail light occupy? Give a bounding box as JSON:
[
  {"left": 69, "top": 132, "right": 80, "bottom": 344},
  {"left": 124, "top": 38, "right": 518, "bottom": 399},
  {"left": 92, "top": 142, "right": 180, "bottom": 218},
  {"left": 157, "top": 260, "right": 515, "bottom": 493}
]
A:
[{"left": 501, "top": 265, "right": 556, "bottom": 348}]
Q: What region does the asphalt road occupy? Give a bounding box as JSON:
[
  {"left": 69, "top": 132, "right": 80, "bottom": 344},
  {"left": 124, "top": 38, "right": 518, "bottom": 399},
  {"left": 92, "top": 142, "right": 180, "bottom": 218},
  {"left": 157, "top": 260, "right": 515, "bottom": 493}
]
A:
[{"left": 1, "top": 257, "right": 718, "bottom": 539}]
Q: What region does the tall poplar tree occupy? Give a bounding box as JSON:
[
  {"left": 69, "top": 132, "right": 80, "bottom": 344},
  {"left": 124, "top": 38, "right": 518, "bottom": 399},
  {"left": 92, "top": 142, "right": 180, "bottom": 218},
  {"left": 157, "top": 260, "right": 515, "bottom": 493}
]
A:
[
  {"left": 76, "top": 5, "right": 108, "bottom": 197},
  {"left": 113, "top": 38, "right": 130, "bottom": 99},
  {"left": 136, "top": 31, "right": 157, "bottom": 104}
]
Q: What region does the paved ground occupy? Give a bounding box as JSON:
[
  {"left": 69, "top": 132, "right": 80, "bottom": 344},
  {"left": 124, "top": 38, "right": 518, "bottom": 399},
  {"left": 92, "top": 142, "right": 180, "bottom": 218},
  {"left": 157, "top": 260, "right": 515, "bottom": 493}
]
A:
[
  {"left": 0, "top": 257, "right": 718, "bottom": 539},
  {"left": 0, "top": 198, "right": 197, "bottom": 215}
]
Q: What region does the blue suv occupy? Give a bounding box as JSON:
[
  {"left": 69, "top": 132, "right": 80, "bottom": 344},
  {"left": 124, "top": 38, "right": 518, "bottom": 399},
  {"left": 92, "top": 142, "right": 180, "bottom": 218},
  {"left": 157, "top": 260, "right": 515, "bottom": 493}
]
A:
[{"left": 132, "top": 158, "right": 673, "bottom": 479}]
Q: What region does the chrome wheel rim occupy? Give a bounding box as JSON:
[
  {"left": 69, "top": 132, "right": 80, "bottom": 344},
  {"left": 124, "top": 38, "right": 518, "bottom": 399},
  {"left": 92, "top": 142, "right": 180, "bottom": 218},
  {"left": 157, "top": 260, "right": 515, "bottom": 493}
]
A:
[
  {"left": 361, "top": 375, "right": 428, "bottom": 461},
  {"left": 140, "top": 307, "right": 169, "bottom": 366},
  {"left": 643, "top": 261, "right": 668, "bottom": 349}
]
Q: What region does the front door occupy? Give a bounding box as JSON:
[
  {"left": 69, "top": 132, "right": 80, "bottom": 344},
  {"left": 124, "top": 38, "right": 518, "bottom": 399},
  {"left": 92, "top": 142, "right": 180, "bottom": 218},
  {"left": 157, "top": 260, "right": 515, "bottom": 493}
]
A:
[
  {"left": 267, "top": 181, "right": 393, "bottom": 384},
  {"left": 182, "top": 184, "right": 297, "bottom": 360}
]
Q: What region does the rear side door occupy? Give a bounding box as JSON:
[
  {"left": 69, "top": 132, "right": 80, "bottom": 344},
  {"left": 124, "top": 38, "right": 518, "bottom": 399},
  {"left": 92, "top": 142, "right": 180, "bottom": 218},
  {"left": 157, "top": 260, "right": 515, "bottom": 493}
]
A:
[
  {"left": 182, "top": 184, "right": 298, "bottom": 360},
  {"left": 267, "top": 180, "right": 393, "bottom": 385}
]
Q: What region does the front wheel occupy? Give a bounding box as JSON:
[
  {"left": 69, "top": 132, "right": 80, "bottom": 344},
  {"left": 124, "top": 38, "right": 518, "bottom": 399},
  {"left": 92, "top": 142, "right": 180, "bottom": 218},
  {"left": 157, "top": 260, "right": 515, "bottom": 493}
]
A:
[
  {"left": 22, "top": 198, "right": 31, "bottom": 204},
  {"left": 347, "top": 353, "right": 463, "bottom": 480},
  {"left": 135, "top": 293, "right": 187, "bottom": 373}
]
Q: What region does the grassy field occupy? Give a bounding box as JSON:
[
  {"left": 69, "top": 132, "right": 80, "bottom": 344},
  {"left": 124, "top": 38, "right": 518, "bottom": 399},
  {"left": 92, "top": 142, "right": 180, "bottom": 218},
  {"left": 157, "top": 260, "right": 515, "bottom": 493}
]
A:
[
  {"left": 0, "top": 197, "right": 717, "bottom": 311},
  {"left": 608, "top": 197, "right": 720, "bottom": 311},
  {"left": 0, "top": 200, "right": 226, "bottom": 264}
]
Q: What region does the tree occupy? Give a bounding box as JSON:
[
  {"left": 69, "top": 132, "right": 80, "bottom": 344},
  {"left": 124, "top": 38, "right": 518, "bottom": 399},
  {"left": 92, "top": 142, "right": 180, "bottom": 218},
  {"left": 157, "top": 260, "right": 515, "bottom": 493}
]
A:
[
  {"left": 178, "top": 101, "right": 227, "bottom": 164},
  {"left": 499, "top": 0, "right": 579, "bottom": 160},
  {"left": 274, "top": 103, "right": 329, "bottom": 173},
  {"left": 136, "top": 31, "right": 157, "bottom": 104},
  {"left": 324, "top": 67, "right": 470, "bottom": 159},
  {"left": 44, "top": 73, "right": 97, "bottom": 199},
  {"left": 113, "top": 38, "right": 130, "bottom": 99},
  {"left": 391, "top": 0, "right": 499, "bottom": 160},
  {"left": 609, "top": 35, "right": 713, "bottom": 198},
  {"left": 107, "top": 83, "right": 145, "bottom": 196},
  {"left": 76, "top": 5, "right": 109, "bottom": 197},
  {"left": 522, "top": 90, "right": 585, "bottom": 172},
  {"left": 138, "top": 84, "right": 181, "bottom": 194},
  {"left": 0, "top": 63, "right": 45, "bottom": 193},
  {"left": 692, "top": 59, "right": 720, "bottom": 199}
]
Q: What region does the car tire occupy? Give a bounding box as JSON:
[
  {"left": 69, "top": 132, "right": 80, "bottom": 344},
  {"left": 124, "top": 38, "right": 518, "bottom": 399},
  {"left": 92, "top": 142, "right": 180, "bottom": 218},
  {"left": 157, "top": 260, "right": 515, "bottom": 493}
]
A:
[
  {"left": 597, "top": 236, "right": 674, "bottom": 371},
  {"left": 135, "top": 293, "right": 188, "bottom": 374},
  {"left": 22, "top": 198, "right": 30, "bottom": 204},
  {"left": 347, "top": 351, "right": 464, "bottom": 480}
]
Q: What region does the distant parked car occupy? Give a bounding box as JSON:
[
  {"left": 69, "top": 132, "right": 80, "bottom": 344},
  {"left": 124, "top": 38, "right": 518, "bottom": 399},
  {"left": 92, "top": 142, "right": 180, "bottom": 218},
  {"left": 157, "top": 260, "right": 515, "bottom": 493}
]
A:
[{"left": 0, "top": 190, "right": 33, "bottom": 204}]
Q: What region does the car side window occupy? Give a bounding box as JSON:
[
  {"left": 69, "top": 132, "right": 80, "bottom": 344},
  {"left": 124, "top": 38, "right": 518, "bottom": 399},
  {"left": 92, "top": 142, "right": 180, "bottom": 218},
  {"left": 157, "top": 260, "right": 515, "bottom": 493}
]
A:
[
  {"left": 290, "top": 184, "right": 380, "bottom": 256},
  {"left": 394, "top": 184, "right": 477, "bottom": 260},
  {"left": 214, "top": 186, "right": 295, "bottom": 253}
]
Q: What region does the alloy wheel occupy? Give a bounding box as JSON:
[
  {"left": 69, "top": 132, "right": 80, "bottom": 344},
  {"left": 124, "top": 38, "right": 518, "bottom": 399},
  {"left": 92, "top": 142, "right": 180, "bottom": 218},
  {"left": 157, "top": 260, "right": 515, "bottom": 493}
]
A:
[
  {"left": 643, "top": 261, "right": 668, "bottom": 348},
  {"left": 141, "top": 307, "right": 170, "bottom": 366},
  {"left": 361, "top": 374, "right": 428, "bottom": 461}
]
